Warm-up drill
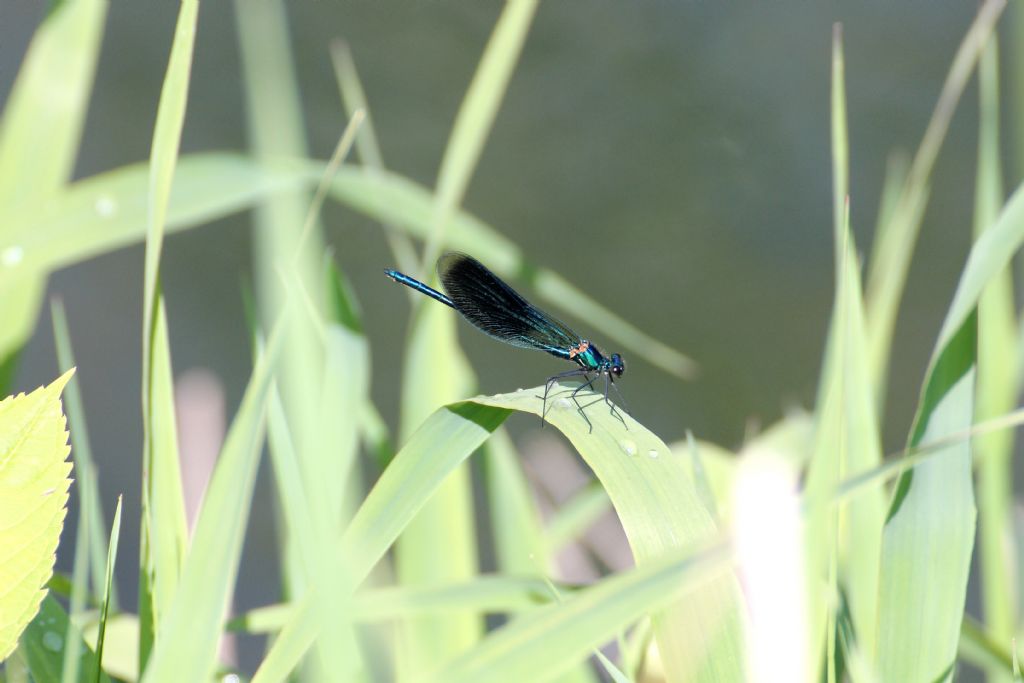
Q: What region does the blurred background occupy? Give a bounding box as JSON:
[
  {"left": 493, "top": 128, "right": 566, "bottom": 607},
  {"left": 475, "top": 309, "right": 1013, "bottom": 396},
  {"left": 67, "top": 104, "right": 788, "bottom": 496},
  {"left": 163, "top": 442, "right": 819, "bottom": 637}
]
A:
[{"left": 2, "top": 1, "right": 1019, "bottom": 677}]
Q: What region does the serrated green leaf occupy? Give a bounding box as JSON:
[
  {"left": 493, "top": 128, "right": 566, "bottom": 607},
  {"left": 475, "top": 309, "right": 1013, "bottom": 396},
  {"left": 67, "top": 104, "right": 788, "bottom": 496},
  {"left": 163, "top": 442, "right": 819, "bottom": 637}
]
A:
[{"left": 0, "top": 370, "right": 75, "bottom": 662}]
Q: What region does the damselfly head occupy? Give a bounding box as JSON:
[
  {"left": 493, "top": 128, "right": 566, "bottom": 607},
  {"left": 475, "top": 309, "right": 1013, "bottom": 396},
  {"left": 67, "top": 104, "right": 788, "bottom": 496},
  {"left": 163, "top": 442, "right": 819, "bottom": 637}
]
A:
[{"left": 610, "top": 353, "right": 625, "bottom": 378}]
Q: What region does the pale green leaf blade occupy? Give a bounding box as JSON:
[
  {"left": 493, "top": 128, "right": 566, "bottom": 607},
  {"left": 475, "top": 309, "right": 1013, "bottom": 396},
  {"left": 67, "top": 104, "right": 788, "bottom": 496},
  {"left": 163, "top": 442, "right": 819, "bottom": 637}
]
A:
[
  {"left": 418, "top": 543, "right": 732, "bottom": 683},
  {"left": 138, "top": 295, "right": 189, "bottom": 654},
  {"left": 141, "top": 3, "right": 198, "bottom": 654},
  {"left": 472, "top": 390, "right": 745, "bottom": 682},
  {"left": 6, "top": 154, "right": 308, "bottom": 276},
  {"left": 139, "top": 318, "right": 284, "bottom": 683},
  {"left": 876, "top": 315, "right": 977, "bottom": 682},
  {"left": 0, "top": 0, "right": 106, "bottom": 381},
  {"left": 0, "top": 370, "right": 75, "bottom": 661}
]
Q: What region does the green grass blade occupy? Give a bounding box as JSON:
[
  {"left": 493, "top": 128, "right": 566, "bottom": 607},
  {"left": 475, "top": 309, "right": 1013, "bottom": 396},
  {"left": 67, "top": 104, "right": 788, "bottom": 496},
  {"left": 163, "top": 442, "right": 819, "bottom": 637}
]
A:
[
  {"left": 50, "top": 301, "right": 109, "bottom": 602},
  {"left": 20, "top": 597, "right": 109, "bottom": 683},
  {"left": 93, "top": 496, "right": 122, "bottom": 683},
  {"left": 0, "top": 371, "right": 75, "bottom": 661},
  {"left": 472, "top": 390, "right": 745, "bottom": 682},
  {"left": 416, "top": 542, "right": 732, "bottom": 683},
  {"left": 138, "top": 0, "right": 199, "bottom": 652},
  {"left": 972, "top": 38, "right": 1016, "bottom": 683},
  {"left": 804, "top": 26, "right": 885, "bottom": 672},
  {"left": 864, "top": 0, "right": 1006, "bottom": 393},
  {"left": 231, "top": 576, "right": 571, "bottom": 632},
  {"left": 139, "top": 315, "right": 285, "bottom": 683},
  {"left": 137, "top": 295, "right": 188, "bottom": 667},
  {"left": 421, "top": 0, "right": 539, "bottom": 267},
  {"left": 51, "top": 302, "right": 110, "bottom": 683}
]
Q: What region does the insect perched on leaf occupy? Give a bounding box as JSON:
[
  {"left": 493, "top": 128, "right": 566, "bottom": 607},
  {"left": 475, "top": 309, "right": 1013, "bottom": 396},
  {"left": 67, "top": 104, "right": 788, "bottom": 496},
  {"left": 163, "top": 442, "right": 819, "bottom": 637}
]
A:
[{"left": 385, "top": 252, "right": 628, "bottom": 432}]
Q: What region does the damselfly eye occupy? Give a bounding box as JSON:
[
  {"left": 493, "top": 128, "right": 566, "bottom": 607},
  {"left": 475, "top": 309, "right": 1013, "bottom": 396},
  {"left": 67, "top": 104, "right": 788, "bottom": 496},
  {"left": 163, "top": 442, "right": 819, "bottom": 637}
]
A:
[{"left": 611, "top": 353, "right": 625, "bottom": 377}]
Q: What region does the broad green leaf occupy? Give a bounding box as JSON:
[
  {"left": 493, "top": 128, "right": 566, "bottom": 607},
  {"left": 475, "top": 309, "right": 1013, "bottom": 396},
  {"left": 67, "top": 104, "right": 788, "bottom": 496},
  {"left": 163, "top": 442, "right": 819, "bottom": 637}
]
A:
[
  {"left": 417, "top": 542, "right": 732, "bottom": 683},
  {"left": 20, "top": 596, "right": 109, "bottom": 683},
  {"left": 876, "top": 315, "right": 977, "bottom": 682},
  {"left": 140, "top": 317, "right": 284, "bottom": 683},
  {"left": 0, "top": 370, "right": 74, "bottom": 661},
  {"left": 472, "top": 390, "right": 745, "bottom": 682}
]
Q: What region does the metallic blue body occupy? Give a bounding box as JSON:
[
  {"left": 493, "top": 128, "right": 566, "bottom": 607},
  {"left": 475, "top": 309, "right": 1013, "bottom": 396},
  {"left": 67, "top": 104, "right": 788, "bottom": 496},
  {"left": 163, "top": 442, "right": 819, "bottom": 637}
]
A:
[{"left": 385, "top": 253, "right": 627, "bottom": 431}]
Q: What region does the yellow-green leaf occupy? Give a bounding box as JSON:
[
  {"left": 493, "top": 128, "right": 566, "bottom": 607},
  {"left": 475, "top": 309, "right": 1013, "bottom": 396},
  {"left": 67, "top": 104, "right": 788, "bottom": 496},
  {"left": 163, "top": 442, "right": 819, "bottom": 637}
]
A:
[{"left": 0, "top": 370, "right": 75, "bottom": 661}]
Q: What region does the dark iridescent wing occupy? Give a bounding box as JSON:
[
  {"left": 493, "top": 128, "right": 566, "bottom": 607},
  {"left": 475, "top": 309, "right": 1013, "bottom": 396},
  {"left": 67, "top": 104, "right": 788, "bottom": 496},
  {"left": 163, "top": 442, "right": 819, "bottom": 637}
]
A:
[{"left": 437, "top": 252, "right": 580, "bottom": 359}]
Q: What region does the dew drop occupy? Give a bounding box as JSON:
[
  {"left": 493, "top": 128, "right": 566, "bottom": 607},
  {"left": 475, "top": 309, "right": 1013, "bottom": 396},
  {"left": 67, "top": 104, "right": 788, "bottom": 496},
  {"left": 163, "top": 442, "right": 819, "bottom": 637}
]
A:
[
  {"left": 2, "top": 246, "right": 23, "bottom": 266},
  {"left": 94, "top": 195, "right": 117, "bottom": 218},
  {"left": 42, "top": 630, "right": 63, "bottom": 652},
  {"left": 555, "top": 397, "right": 572, "bottom": 410},
  {"left": 620, "top": 439, "right": 637, "bottom": 457},
  {"left": 221, "top": 675, "right": 241, "bottom": 683},
  {"left": 647, "top": 449, "right": 660, "bottom": 459}
]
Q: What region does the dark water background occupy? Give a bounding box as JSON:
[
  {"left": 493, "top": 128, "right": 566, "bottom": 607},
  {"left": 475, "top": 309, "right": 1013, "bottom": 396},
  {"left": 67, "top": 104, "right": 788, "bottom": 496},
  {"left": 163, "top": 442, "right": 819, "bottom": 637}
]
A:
[{"left": 2, "top": 2, "right": 1018, "bottom": 679}]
